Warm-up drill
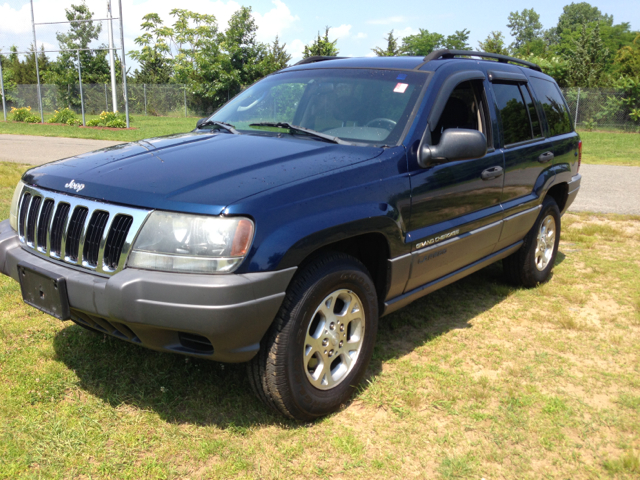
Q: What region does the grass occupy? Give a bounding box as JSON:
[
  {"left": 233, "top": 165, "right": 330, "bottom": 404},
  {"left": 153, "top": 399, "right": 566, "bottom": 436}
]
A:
[
  {"left": 1, "top": 163, "right": 640, "bottom": 478},
  {"left": 578, "top": 130, "right": 640, "bottom": 166},
  {"left": 0, "top": 115, "right": 197, "bottom": 142},
  {"left": 1, "top": 118, "right": 639, "bottom": 167}
]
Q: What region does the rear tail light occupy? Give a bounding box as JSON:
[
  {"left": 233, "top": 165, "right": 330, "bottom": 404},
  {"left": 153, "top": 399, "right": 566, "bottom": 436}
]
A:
[{"left": 578, "top": 140, "right": 582, "bottom": 172}]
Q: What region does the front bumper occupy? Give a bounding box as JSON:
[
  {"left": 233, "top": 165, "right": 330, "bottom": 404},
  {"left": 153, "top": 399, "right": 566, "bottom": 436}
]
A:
[{"left": 0, "top": 219, "right": 296, "bottom": 362}]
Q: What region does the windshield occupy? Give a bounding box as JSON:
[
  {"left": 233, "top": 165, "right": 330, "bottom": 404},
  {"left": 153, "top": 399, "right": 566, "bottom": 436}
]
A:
[{"left": 209, "top": 68, "right": 428, "bottom": 145}]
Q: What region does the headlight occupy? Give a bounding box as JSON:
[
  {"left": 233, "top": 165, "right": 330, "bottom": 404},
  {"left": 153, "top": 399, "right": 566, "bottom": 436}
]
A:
[
  {"left": 128, "top": 211, "right": 254, "bottom": 274},
  {"left": 9, "top": 180, "right": 25, "bottom": 231}
]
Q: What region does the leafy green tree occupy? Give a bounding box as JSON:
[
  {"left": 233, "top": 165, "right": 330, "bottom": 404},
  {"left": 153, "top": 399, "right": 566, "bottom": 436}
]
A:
[
  {"left": 565, "top": 23, "right": 610, "bottom": 87},
  {"left": 506, "top": 8, "right": 544, "bottom": 52},
  {"left": 372, "top": 30, "right": 401, "bottom": 56},
  {"left": 444, "top": 29, "right": 471, "bottom": 50},
  {"left": 614, "top": 33, "right": 640, "bottom": 78},
  {"left": 130, "top": 13, "right": 174, "bottom": 83},
  {"left": 45, "top": 1, "right": 111, "bottom": 109},
  {"left": 303, "top": 27, "right": 339, "bottom": 57},
  {"left": 401, "top": 29, "right": 444, "bottom": 56},
  {"left": 555, "top": 2, "right": 612, "bottom": 38},
  {"left": 263, "top": 36, "right": 292, "bottom": 70},
  {"left": 4, "top": 45, "right": 50, "bottom": 84},
  {"left": 478, "top": 31, "right": 509, "bottom": 55}
]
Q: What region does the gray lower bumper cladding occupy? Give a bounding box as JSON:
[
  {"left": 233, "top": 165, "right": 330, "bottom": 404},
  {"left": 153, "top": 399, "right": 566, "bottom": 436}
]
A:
[{"left": 0, "top": 219, "right": 296, "bottom": 362}]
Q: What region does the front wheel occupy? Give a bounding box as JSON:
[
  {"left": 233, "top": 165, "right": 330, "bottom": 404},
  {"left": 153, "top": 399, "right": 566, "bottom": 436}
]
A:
[
  {"left": 503, "top": 196, "right": 561, "bottom": 288},
  {"left": 247, "top": 252, "right": 378, "bottom": 421}
]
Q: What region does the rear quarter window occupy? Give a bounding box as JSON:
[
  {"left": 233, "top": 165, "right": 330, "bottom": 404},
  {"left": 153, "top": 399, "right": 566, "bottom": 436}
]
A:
[{"left": 530, "top": 77, "right": 573, "bottom": 137}]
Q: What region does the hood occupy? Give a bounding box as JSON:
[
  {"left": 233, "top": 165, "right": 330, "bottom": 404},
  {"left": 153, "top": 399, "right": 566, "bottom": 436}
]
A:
[{"left": 23, "top": 132, "right": 383, "bottom": 215}]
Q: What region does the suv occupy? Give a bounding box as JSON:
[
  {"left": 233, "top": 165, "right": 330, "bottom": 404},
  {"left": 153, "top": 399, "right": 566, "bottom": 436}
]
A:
[{"left": 0, "top": 50, "right": 581, "bottom": 421}]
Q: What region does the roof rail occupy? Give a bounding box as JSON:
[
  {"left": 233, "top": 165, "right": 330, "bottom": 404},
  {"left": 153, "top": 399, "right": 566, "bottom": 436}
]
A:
[
  {"left": 293, "top": 56, "right": 347, "bottom": 66},
  {"left": 418, "top": 49, "right": 542, "bottom": 72}
]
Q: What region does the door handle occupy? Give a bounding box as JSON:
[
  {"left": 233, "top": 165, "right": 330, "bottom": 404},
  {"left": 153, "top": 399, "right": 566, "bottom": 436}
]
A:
[
  {"left": 538, "top": 151, "right": 554, "bottom": 163},
  {"left": 481, "top": 166, "right": 503, "bottom": 181}
]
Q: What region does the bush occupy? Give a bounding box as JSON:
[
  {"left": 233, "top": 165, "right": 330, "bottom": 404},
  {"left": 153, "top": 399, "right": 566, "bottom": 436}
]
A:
[
  {"left": 86, "top": 111, "right": 128, "bottom": 128},
  {"left": 24, "top": 115, "right": 40, "bottom": 123},
  {"left": 67, "top": 118, "right": 83, "bottom": 127},
  {"left": 48, "top": 108, "right": 80, "bottom": 125},
  {"left": 9, "top": 106, "right": 38, "bottom": 122}
]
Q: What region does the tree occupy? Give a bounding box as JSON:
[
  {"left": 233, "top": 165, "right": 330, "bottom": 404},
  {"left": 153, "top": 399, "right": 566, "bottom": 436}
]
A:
[
  {"left": 555, "top": 2, "right": 612, "bottom": 38},
  {"left": 303, "top": 27, "right": 339, "bottom": 58},
  {"left": 478, "top": 31, "right": 509, "bottom": 55},
  {"left": 444, "top": 29, "right": 471, "bottom": 50},
  {"left": 614, "top": 33, "right": 640, "bottom": 78},
  {"left": 130, "top": 13, "right": 174, "bottom": 83},
  {"left": 565, "top": 23, "right": 610, "bottom": 87},
  {"left": 401, "top": 29, "right": 445, "bottom": 56},
  {"left": 264, "top": 36, "right": 292, "bottom": 70},
  {"left": 372, "top": 30, "right": 401, "bottom": 56},
  {"left": 506, "top": 8, "right": 544, "bottom": 52}
]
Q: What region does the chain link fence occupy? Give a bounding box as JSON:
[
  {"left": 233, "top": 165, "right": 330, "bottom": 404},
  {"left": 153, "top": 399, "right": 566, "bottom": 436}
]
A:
[
  {"left": 3, "top": 83, "right": 220, "bottom": 118},
  {"left": 561, "top": 88, "right": 638, "bottom": 131},
  {"left": 2, "top": 84, "right": 639, "bottom": 131}
]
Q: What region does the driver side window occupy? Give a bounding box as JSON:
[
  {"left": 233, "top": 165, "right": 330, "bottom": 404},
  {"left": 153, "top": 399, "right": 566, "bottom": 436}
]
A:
[{"left": 431, "top": 80, "right": 489, "bottom": 146}]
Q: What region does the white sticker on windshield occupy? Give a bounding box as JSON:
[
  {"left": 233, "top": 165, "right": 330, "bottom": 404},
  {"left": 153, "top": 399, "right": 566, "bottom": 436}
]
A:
[{"left": 393, "top": 83, "right": 408, "bottom": 93}]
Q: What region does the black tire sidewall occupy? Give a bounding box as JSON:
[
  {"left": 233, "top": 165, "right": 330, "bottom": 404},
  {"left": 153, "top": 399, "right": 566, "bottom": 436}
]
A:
[
  {"left": 524, "top": 198, "right": 561, "bottom": 285},
  {"left": 284, "top": 262, "right": 378, "bottom": 419}
]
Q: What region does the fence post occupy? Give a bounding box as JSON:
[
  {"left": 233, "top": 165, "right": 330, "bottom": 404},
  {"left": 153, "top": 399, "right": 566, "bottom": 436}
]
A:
[
  {"left": 0, "top": 55, "right": 6, "bottom": 121},
  {"left": 77, "top": 50, "right": 85, "bottom": 126},
  {"left": 104, "top": 83, "right": 108, "bottom": 111},
  {"left": 117, "top": 0, "right": 130, "bottom": 128},
  {"left": 144, "top": 83, "right": 147, "bottom": 116},
  {"left": 184, "top": 84, "right": 187, "bottom": 117},
  {"left": 29, "top": 0, "right": 44, "bottom": 123},
  {"left": 574, "top": 87, "right": 581, "bottom": 127}
]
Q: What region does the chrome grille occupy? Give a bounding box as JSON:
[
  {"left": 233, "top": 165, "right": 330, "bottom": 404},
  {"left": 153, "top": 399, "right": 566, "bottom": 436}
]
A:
[{"left": 17, "top": 185, "right": 151, "bottom": 276}]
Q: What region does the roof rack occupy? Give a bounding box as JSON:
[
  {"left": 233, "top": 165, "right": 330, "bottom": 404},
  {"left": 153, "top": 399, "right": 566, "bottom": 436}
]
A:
[
  {"left": 293, "top": 56, "right": 347, "bottom": 66},
  {"left": 418, "top": 49, "right": 542, "bottom": 72}
]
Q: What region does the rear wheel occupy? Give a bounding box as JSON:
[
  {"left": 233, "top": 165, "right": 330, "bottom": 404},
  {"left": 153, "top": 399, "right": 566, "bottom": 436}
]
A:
[
  {"left": 248, "top": 252, "right": 378, "bottom": 421},
  {"left": 503, "top": 196, "right": 561, "bottom": 288}
]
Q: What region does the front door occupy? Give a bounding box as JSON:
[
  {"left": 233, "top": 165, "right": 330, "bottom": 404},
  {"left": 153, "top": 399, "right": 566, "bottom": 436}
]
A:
[{"left": 406, "top": 78, "right": 504, "bottom": 292}]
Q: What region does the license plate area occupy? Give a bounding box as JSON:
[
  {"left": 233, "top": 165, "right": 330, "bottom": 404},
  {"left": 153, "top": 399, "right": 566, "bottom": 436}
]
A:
[{"left": 18, "top": 262, "right": 71, "bottom": 320}]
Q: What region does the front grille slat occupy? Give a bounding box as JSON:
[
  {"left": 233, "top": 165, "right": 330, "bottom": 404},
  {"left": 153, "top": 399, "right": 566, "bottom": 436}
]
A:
[
  {"left": 17, "top": 186, "right": 149, "bottom": 276},
  {"left": 50, "top": 203, "right": 70, "bottom": 256},
  {"left": 26, "top": 196, "right": 42, "bottom": 245},
  {"left": 18, "top": 193, "right": 31, "bottom": 238},
  {"left": 83, "top": 211, "right": 109, "bottom": 266},
  {"left": 103, "top": 215, "right": 133, "bottom": 270},
  {"left": 37, "top": 199, "right": 55, "bottom": 250},
  {"left": 65, "top": 207, "right": 89, "bottom": 262}
]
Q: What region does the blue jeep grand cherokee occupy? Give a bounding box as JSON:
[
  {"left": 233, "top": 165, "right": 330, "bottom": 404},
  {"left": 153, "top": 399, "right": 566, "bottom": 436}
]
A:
[{"left": 0, "top": 50, "right": 581, "bottom": 420}]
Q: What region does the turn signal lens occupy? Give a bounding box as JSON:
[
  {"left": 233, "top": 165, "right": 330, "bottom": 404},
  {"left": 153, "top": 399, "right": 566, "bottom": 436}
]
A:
[
  {"left": 578, "top": 140, "right": 582, "bottom": 172},
  {"left": 231, "top": 219, "right": 254, "bottom": 256}
]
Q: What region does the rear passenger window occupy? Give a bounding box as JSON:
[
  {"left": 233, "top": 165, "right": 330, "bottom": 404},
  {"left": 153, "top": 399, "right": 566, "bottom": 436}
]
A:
[
  {"left": 519, "top": 85, "right": 542, "bottom": 138},
  {"left": 492, "top": 82, "right": 534, "bottom": 146},
  {"left": 530, "top": 77, "right": 572, "bottom": 136}
]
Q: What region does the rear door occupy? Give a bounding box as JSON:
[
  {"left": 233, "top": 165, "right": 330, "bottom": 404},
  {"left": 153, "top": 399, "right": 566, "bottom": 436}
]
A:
[{"left": 488, "top": 73, "right": 555, "bottom": 250}]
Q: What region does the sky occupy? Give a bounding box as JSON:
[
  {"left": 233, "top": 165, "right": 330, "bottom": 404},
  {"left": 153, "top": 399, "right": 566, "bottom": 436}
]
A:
[{"left": 0, "top": 0, "right": 638, "bottom": 69}]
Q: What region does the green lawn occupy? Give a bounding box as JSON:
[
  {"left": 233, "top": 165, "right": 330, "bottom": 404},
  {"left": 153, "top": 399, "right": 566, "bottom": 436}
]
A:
[
  {"left": 579, "top": 131, "right": 640, "bottom": 166},
  {"left": 0, "top": 162, "right": 639, "bottom": 478},
  {"left": 0, "top": 116, "right": 198, "bottom": 142}
]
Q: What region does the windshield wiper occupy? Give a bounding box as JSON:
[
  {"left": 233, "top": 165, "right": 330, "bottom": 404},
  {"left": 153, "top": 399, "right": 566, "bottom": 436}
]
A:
[
  {"left": 197, "top": 120, "right": 241, "bottom": 135},
  {"left": 249, "top": 122, "right": 346, "bottom": 145}
]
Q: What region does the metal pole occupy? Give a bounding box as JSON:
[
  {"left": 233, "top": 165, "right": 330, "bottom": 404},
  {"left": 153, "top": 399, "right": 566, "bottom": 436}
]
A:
[
  {"left": 0, "top": 55, "right": 7, "bottom": 121},
  {"left": 107, "top": 1, "right": 118, "bottom": 112},
  {"left": 144, "top": 83, "right": 147, "bottom": 116},
  {"left": 77, "top": 50, "right": 85, "bottom": 126},
  {"left": 184, "top": 84, "right": 187, "bottom": 117},
  {"left": 574, "top": 87, "right": 581, "bottom": 127},
  {"left": 30, "top": 0, "right": 44, "bottom": 123},
  {"left": 117, "top": 0, "right": 130, "bottom": 127},
  {"left": 104, "top": 83, "right": 108, "bottom": 111}
]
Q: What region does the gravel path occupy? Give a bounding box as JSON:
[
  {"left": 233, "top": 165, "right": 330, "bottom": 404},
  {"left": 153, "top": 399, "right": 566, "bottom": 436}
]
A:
[
  {"left": 0, "top": 134, "right": 123, "bottom": 166},
  {"left": 0, "top": 134, "right": 637, "bottom": 215}
]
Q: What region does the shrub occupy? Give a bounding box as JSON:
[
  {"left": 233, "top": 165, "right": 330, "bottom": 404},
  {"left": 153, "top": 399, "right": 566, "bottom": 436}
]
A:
[
  {"left": 87, "top": 111, "right": 128, "bottom": 128},
  {"left": 24, "top": 115, "right": 40, "bottom": 123},
  {"left": 10, "top": 106, "right": 37, "bottom": 122},
  {"left": 48, "top": 108, "right": 80, "bottom": 125},
  {"left": 583, "top": 118, "right": 598, "bottom": 131},
  {"left": 67, "top": 118, "right": 83, "bottom": 127}
]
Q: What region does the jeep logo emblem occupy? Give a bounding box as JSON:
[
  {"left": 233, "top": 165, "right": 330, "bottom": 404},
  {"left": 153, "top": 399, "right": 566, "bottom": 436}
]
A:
[{"left": 65, "top": 179, "right": 85, "bottom": 192}]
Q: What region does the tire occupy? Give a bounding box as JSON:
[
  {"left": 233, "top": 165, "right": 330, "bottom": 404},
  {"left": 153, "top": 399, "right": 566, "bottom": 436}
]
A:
[
  {"left": 503, "top": 196, "right": 561, "bottom": 288},
  {"left": 247, "top": 252, "right": 379, "bottom": 421}
]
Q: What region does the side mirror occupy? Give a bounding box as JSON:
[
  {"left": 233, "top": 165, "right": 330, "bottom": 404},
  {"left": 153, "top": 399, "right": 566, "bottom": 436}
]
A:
[
  {"left": 196, "top": 117, "right": 207, "bottom": 129},
  {"left": 419, "top": 129, "right": 487, "bottom": 168}
]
